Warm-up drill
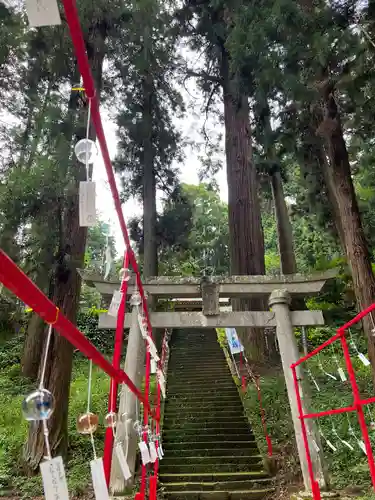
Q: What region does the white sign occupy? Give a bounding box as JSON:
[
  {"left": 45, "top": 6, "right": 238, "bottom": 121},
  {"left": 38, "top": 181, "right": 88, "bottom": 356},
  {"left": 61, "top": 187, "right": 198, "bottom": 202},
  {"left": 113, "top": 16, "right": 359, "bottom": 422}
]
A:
[
  {"left": 79, "top": 181, "right": 96, "bottom": 227},
  {"left": 25, "top": 0, "right": 61, "bottom": 27},
  {"left": 40, "top": 456, "right": 70, "bottom": 500},
  {"left": 225, "top": 328, "right": 244, "bottom": 355},
  {"left": 90, "top": 458, "right": 109, "bottom": 500}
]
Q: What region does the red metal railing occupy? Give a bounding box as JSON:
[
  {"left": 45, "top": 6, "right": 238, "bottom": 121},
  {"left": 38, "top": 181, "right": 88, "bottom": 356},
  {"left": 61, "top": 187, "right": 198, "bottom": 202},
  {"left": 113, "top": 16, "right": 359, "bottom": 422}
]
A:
[{"left": 291, "top": 303, "right": 375, "bottom": 499}]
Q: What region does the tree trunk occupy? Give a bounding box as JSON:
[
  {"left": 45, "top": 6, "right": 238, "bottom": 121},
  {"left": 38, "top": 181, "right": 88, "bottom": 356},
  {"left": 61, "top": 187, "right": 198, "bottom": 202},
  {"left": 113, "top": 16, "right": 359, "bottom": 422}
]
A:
[
  {"left": 22, "top": 315, "right": 46, "bottom": 381},
  {"left": 23, "top": 24, "right": 107, "bottom": 471},
  {"left": 141, "top": 29, "right": 158, "bottom": 280},
  {"left": 317, "top": 88, "right": 375, "bottom": 385},
  {"left": 221, "top": 51, "right": 266, "bottom": 361},
  {"left": 270, "top": 169, "right": 297, "bottom": 275}
]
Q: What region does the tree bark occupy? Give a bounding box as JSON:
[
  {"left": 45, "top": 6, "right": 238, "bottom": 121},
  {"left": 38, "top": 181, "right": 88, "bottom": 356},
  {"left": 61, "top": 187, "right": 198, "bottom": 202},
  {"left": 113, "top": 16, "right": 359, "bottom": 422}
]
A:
[
  {"left": 220, "top": 51, "right": 266, "bottom": 361},
  {"left": 141, "top": 27, "right": 158, "bottom": 279},
  {"left": 23, "top": 22, "right": 107, "bottom": 471},
  {"left": 317, "top": 88, "right": 375, "bottom": 385},
  {"left": 270, "top": 169, "right": 297, "bottom": 275}
]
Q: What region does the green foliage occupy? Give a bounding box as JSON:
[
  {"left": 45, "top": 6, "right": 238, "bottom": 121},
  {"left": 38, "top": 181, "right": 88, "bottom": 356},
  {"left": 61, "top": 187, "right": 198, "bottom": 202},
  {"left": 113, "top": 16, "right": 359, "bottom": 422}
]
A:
[
  {"left": 76, "top": 309, "right": 114, "bottom": 353},
  {"left": 0, "top": 332, "right": 110, "bottom": 497},
  {"left": 243, "top": 348, "right": 375, "bottom": 492}
]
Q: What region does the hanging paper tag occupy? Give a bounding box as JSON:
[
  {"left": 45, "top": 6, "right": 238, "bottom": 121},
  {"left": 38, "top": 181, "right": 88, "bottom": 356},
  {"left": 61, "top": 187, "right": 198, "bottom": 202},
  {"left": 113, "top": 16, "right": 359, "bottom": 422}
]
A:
[
  {"left": 25, "top": 0, "right": 61, "bottom": 27},
  {"left": 311, "top": 378, "right": 320, "bottom": 391},
  {"left": 338, "top": 367, "right": 347, "bottom": 382},
  {"left": 157, "top": 446, "right": 163, "bottom": 460},
  {"left": 138, "top": 314, "right": 148, "bottom": 339},
  {"left": 148, "top": 441, "right": 158, "bottom": 463},
  {"left": 139, "top": 441, "right": 151, "bottom": 465},
  {"left": 158, "top": 442, "right": 164, "bottom": 457},
  {"left": 325, "top": 439, "right": 337, "bottom": 452},
  {"left": 157, "top": 368, "right": 166, "bottom": 398},
  {"left": 358, "top": 440, "right": 367, "bottom": 455},
  {"left": 40, "top": 456, "right": 69, "bottom": 500},
  {"left": 147, "top": 337, "right": 160, "bottom": 362},
  {"left": 108, "top": 290, "right": 123, "bottom": 317},
  {"left": 151, "top": 359, "right": 157, "bottom": 374},
  {"left": 79, "top": 181, "right": 96, "bottom": 227},
  {"left": 311, "top": 439, "right": 320, "bottom": 453},
  {"left": 90, "top": 458, "right": 109, "bottom": 500},
  {"left": 341, "top": 439, "right": 354, "bottom": 451},
  {"left": 115, "top": 443, "right": 132, "bottom": 480},
  {"left": 358, "top": 352, "right": 371, "bottom": 367},
  {"left": 325, "top": 372, "right": 337, "bottom": 380}
]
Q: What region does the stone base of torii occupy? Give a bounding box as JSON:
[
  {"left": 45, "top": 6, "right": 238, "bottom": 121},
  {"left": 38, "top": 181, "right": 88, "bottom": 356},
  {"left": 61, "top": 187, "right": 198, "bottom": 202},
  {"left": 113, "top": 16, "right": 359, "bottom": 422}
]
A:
[{"left": 79, "top": 270, "right": 337, "bottom": 494}]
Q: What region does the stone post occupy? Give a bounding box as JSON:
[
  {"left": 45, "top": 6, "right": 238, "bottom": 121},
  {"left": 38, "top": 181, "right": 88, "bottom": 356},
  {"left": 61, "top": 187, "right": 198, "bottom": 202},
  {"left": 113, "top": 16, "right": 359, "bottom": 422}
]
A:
[
  {"left": 269, "top": 289, "right": 328, "bottom": 491},
  {"left": 110, "top": 306, "right": 145, "bottom": 493}
]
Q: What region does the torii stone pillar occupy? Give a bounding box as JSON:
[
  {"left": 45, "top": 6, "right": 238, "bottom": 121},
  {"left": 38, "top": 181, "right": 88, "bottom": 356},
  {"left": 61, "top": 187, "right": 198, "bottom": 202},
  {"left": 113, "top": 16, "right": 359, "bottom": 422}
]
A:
[
  {"left": 110, "top": 306, "right": 145, "bottom": 494},
  {"left": 269, "top": 290, "right": 328, "bottom": 491}
]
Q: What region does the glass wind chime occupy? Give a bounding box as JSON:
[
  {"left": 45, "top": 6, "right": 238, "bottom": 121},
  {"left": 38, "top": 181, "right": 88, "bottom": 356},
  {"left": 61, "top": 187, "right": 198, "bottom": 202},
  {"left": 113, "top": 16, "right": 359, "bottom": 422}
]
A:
[{"left": 22, "top": 320, "right": 70, "bottom": 500}]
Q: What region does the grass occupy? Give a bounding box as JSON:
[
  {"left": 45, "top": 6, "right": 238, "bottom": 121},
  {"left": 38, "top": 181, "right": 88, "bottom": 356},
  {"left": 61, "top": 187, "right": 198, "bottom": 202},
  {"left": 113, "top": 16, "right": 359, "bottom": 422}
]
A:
[
  {"left": 0, "top": 332, "right": 111, "bottom": 498},
  {"left": 242, "top": 328, "right": 375, "bottom": 497}
]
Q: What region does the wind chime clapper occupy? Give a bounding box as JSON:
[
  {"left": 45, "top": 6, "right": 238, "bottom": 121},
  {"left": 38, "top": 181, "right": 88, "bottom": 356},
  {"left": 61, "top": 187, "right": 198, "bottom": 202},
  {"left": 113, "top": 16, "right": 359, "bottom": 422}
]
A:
[{"left": 76, "top": 93, "right": 98, "bottom": 228}]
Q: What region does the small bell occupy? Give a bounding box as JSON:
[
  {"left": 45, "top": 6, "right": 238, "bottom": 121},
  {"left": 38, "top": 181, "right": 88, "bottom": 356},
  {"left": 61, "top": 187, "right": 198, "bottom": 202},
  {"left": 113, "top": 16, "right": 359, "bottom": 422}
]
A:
[
  {"left": 130, "top": 292, "right": 142, "bottom": 307},
  {"left": 76, "top": 412, "right": 99, "bottom": 434},
  {"left": 119, "top": 268, "right": 131, "bottom": 282},
  {"left": 22, "top": 389, "right": 55, "bottom": 421},
  {"left": 370, "top": 421, "right": 375, "bottom": 431},
  {"left": 104, "top": 411, "right": 118, "bottom": 428}
]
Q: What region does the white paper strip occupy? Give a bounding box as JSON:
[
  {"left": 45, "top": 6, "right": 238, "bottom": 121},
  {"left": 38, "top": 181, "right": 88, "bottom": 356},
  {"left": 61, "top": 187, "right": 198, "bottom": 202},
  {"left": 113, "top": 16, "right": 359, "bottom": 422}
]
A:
[
  {"left": 108, "top": 290, "right": 123, "bottom": 317},
  {"left": 151, "top": 359, "right": 157, "bottom": 374},
  {"left": 341, "top": 439, "right": 354, "bottom": 451},
  {"left": 358, "top": 440, "right": 367, "bottom": 455},
  {"left": 158, "top": 443, "right": 164, "bottom": 457},
  {"left": 311, "top": 439, "right": 320, "bottom": 453},
  {"left": 79, "top": 181, "right": 96, "bottom": 227},
  {"left": 138, "top": 314, "right": 148, "bottom": 339},
  {"left": 40, "top": 456, "right": 69, "bottom": 500},
  {"left": 157, "top": 368, "right": 166, "bottom": 398},
  {"left": 147, "top": 337, "right": 160, "bottom": 362},
  {"left": 90, "top": 458, "right": 109, "bottom": 500},
  {"left": 359, "top": 352, "right": 371, "bottom": 367},
  {"left": 25, "top": 0, "right": 61, "bottom": 27},
  {"left": 148, "top": 441, "right": 158, "bottom": 463},
  {"left": 157, "top": 446, "right": 163, "bottom": 460},
  {"left": 325, "top": 439, "right": 337, "bottom": 452},
  {"left": 115, "top": 443, "right": 132, "bottom": 480},
  {"left": 139, "top": 441, "right": 151, "bottom": 465},
  {"left": 338, "top": 367, "right": 347, "bottom": 382}
]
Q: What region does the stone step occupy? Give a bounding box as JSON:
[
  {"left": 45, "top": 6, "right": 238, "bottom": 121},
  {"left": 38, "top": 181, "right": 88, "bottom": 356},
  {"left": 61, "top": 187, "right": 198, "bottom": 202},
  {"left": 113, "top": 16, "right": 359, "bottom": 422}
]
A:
[
  {"left": 167, "top": 385, "right": 237, "bottom": 395},
  {"left": 164, "top": 409, "right": 245, "bottom": 421},
  {"left": 163, "top": 434, "right": 255, "bottom": 444},
  {"left": 167, "top": 381, "right": 236, "bottom": 390},
  {"left": 162, "top": 446, "right": 259, "bottom": 458},
  {"left": 163, "top": 488, "right": 275, "bottom": 500},
  {"left": 161, "top": 440, "right": 257, "bottom": 450},
  {"left": 159, "top": 462, "right": 264, "bottom": 474},
  {"left": 167, "top": 367, "right": 230, "bottom": 375},
  {"left": 160, "top": 455, "right": 263, "bottom": 467},
  {"left": 165, "top": 397, "right": 241, "bottom": 408},
  {"left": 161, "top": 478, "right": 272, "bottom": 492},
  {"left": 164, "top": 412, "right": 249, "bottom": 427},
  {"left": 163, "top": 420, "right": 250, "bottom": 431},
  {"left": 160, "top": 471, "right": 269, "bottom": 484},
  {"left": 163, "top": 427, "right": 253, "bottom": 437},
  {"left": 167, "top": 375, "right": 232, "bottom": 385}
]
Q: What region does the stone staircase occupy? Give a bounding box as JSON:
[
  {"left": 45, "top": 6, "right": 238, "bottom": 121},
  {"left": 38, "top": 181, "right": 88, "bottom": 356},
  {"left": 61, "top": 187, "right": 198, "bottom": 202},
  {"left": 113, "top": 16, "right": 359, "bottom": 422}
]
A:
[{"left": 159, "top": 329, "right": 274, "bottom": 500}]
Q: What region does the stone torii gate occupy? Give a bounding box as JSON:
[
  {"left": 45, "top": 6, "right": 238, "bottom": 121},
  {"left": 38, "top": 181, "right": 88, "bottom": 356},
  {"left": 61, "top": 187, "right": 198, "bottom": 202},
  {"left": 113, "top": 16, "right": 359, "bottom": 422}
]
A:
[{"left": 79, "top": 269, "right": 337, "bottom": 493}]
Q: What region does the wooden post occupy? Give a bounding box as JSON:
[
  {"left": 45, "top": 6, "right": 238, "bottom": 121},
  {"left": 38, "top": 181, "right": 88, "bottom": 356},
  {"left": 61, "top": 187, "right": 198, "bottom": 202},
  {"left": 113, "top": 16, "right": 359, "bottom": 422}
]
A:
[{"left": 269, "top": 289, "right": 328, "bottom": 491}]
